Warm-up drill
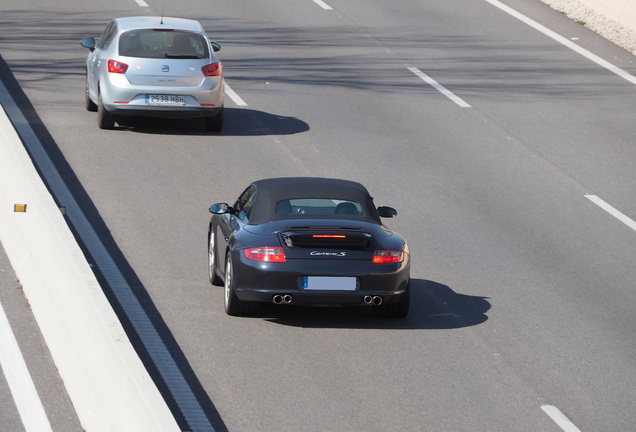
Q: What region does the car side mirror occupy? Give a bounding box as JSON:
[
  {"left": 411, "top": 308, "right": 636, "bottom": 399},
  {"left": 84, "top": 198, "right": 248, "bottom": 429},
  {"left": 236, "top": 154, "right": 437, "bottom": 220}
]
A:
[
  {"left": 209, "top": 203, "right": 231, "bottom": 214},
  {"left": 377, "top": 206, "right": 397, "bottom": 218},
  {"left": 81, "top": 37, "right": 96, "bottom": 52},
  {"left": 210, "top": 41, "right": 221, "bottom": 52}
]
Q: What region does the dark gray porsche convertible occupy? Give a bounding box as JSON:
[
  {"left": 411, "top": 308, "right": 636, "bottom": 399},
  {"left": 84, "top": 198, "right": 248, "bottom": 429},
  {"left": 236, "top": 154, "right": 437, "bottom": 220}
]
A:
[{"left": 208, "top": 177, "right": 410, "bottom": 317}]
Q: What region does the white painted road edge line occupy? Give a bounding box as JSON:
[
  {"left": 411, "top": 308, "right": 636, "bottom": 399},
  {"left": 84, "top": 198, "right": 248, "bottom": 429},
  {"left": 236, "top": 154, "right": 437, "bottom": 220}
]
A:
[
  {"left": 484, "top": 0, "right": 636, "bottom": 85},
  {"left": 0, "top": 301, "right": 53, "bottom": 432},
  {"left": 313, "top": 0, "right": 333, "bottom": 10},
  {"left": 408, "top": 67, "right": 472, "bottom": 107},
  {"left": 225, "top": 82, "right": 248, "bottom": 106},
  {"left": 134, "top": 0, "right": 149, "bottom": 7},
  {"left": 585, "top": 194, "right": 636, "bottom": 231},
  {"left": 541, "top": 405, "right": 582, "bottom": 432}
]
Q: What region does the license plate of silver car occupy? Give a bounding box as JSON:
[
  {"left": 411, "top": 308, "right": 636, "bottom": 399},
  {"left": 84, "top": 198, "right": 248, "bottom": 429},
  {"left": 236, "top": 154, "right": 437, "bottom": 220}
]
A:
[{"left": 146, "top": 95, "right": 186, "bottom": 105}]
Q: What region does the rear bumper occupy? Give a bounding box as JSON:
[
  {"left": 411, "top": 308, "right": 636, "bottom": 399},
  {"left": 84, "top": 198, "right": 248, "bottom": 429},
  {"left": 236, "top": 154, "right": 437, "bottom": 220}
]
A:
[
  {"left": 100, "top": 74, "right": 224, "bottom": 118},
  {"left": 105, "top": 105, "right": 223, "bottom": 119},
  {"left": 236, "top": 288, "right": 409, "bottom": 306},
  {"left": 232, "top": 253, "right": 410, "bottom": 306}
]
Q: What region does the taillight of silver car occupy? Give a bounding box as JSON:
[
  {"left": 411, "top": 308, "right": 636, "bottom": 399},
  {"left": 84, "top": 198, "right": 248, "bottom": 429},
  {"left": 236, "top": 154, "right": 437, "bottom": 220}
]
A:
[
  {"left": 107, "top": 59, "right": 129, "bottom": 74},
  {"left": 108, "top": 60, "right": 128, "bottom": 73},
  {"left": 202, "top": 62, "right": 221, "bottom": 77}
]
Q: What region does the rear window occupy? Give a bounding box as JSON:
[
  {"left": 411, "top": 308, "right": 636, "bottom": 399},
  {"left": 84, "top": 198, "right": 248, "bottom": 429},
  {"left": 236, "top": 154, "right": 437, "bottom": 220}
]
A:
[
  {"left": 275, "top": 199, "right": 364, "bottom": 217},
  {"left": 119, "top": 30, "right": 209, "bottom": 59}
]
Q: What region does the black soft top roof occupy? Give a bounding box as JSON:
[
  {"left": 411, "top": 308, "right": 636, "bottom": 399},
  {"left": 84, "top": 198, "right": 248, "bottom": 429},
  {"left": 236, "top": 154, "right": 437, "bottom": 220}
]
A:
[{"left": 248, "top": 177, "right": 380, "bottom": 224}]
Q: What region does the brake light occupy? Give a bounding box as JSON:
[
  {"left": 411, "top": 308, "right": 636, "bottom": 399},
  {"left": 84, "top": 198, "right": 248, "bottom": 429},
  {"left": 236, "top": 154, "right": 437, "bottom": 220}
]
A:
[
  {"left": 372, "top": 249, "right": 403, "bottom": 264},
  {"left": 202, "top": 62, "right": 221, "bottom": 76},
  {"left": 312, "top": 235, "right": 346, "bottom": 238},
  {"left": 108, "top": 59, "right": 128, "bottom": 74},
  {"left": 244, "top": 247, "right": 286, "bottom": 263}
]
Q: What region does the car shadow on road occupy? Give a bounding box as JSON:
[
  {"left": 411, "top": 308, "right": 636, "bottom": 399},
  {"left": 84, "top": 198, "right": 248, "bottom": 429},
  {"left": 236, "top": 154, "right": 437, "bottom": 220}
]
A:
[
  {"left": 258, "top": 279, "right": 490, "bottom": 329},
  {"left": 114, "top": 107, "right": 310, "bottom": 136}
]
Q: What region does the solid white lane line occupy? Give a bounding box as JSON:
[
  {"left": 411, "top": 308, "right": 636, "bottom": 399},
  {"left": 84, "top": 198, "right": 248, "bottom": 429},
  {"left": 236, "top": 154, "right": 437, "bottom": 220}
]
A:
[
  {"left": 134, "top": 0, "right": 149, "bottom": 7},
  {"left": 585, "top": 195, "right": 636, "bottom": 231},
  {"left": 0, "top": 301, "right": 53, "bottom": 432},
  {"left": 224, "top": 83, "right": 248, "bottom": 106},
  {"left": 541, "top": 405, "right": 582, "bottom": 432},
  {"left": 484, "top": 0, "right": 636, "bottom": 85},
  {"left": 408, "top": 67, "right": 472, "bottom": 107},
  {"left": 313, "top": 0, "right": 333, "bottom": 10}
]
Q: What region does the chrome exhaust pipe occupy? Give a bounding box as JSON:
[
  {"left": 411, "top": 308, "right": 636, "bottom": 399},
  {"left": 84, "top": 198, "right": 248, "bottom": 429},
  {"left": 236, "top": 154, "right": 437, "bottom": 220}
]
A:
[
  {"left": 273, "top": 294, "right": 292, "bottom": 304},
  {"left": 372, "top": 296, "right": 383, "bottom": 305},
  {"left": 363, "top": 295, "right": 373, "bottom": 305}
]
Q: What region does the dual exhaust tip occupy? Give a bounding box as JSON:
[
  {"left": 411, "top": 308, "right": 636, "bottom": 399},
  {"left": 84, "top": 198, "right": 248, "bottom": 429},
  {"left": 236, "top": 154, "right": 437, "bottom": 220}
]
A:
[
  {"left": 272, "top": 294, "right": 383, "bottom": 306},
  {"left": 272, "top": 294, "right": 293, "bottom": 304},
  {"left": 364, "top": 295, "right": 383, "bottom": 306}
]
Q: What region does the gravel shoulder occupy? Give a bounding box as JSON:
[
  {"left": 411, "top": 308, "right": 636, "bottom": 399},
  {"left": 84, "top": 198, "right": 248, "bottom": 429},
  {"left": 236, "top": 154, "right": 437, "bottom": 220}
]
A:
[{"left": 541, "top": 0, "right": 636, "bottom": 54}]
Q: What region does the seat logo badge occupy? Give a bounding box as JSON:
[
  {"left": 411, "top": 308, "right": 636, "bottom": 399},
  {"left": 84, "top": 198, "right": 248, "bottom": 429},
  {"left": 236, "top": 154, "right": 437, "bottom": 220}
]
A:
[{"left": 162, "top": 65, "right": 170, "bottom": 72}]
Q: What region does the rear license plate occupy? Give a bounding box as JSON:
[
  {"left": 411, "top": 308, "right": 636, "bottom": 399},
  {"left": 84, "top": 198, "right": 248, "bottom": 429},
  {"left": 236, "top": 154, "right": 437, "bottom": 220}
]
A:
[
  {"left": 146, "top": 95, "right": 186, "bottom": 105},
  {"left": 303, "top": 276, "right": 357, "bottom": 291}
]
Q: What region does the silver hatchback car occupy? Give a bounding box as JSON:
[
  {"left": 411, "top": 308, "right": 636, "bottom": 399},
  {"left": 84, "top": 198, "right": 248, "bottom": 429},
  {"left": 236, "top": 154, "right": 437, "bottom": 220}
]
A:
[{"left": 81, "top": 16, "right": 224, "bottom": 131}]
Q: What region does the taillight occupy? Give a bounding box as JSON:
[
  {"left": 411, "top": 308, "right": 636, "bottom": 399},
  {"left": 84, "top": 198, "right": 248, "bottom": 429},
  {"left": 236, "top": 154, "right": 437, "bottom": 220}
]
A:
[
  {"left": 108, "top": 59, "right": 128, "bottom": 74},
  {"left": 202, "top": 62, "right": 221, "bottom": 76},
  {"left": 372, "top": 249, "right": 403, "bottom": 264},
  {"left": 244, "top": 247, "right": 285, "bottom": 263}
]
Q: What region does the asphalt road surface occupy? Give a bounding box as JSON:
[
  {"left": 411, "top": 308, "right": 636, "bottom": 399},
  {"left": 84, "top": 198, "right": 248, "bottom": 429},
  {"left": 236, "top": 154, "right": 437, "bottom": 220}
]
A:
[{"left": 1, "top": 0, "right": 635, "bottom": 431}]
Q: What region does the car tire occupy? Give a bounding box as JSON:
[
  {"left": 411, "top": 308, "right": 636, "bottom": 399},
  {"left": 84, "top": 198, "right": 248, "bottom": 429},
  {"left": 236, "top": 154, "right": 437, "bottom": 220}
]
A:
[
  {"left": 208, "top": 230, "right": 223, "bottom": 286},
  {"left": 224, "top": 253, "right": 256, "bottom": 316},
  {"left": 374, "top": 282, "right": 410, "bottom": 318},
  {"left": 85, "top": 75, "right": 97, "bottom": 112},
  {"left": 97, "top": 90, "right": 115, "bottom": 129},
  {"left": 204, "top": 108, "right": 223, "bottom": 132}
]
